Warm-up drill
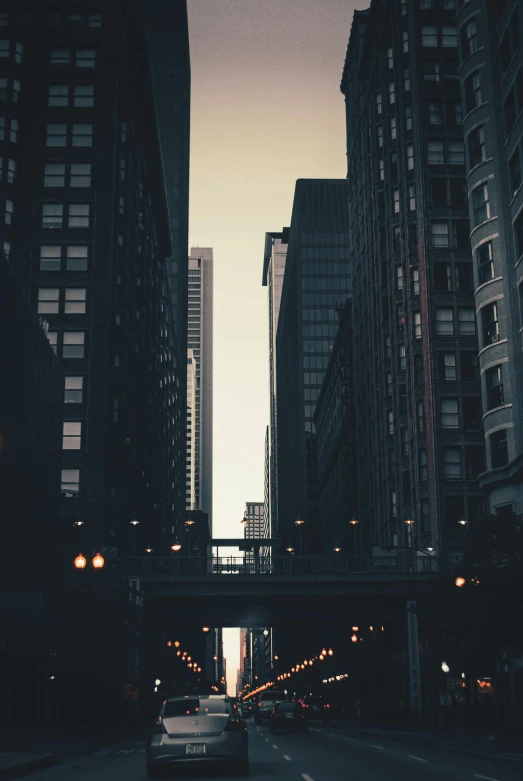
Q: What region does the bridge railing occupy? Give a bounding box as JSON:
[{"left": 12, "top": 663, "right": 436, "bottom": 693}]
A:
[{"left": 122, "top": 555, "right": 440, "bottom": 578}]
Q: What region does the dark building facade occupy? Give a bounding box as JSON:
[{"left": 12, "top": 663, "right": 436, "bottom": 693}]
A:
[
  {"left": 276, "top": 180, "right": 351, "bottom": 551},
  {"left": 0, "top": 0, "right": 187, "bottom": 555},
  {"left": 313, "top": 300, "right": 357, "bottom": 555},
  {"left": 456, "top": 0, "right": 523, "bottom": 515},
  {"left": 341, "top": 1, "right": 485, "bottom": 559}
]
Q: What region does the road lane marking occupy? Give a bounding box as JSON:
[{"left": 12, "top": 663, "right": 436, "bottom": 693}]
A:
[
  {"left": 302, "top": 775, "right": 314, "bottom": 781},
  {"left": 283, "top": 755, "right": 291, "bottom": 761},
  {"left": 264, "top": 737, "right": 269, "bottom": 742},
  {"left": 372, "top": 745, "right": 384, "bottom": 750},
  {"left": 474, "top": 775, "right": 501, "bottom": 781},
  {"left": 272, "top": 744, "right": 278, "bottom": 749},
  {"left": 408, "top": 755, "right": 428, "bottom": 762}
]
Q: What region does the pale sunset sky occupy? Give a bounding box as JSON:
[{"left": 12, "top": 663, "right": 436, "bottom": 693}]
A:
[{"left": 187, "top": 0, "right": 368, "bottom": 694}]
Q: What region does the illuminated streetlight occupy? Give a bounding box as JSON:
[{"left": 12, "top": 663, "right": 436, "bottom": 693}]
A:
[
  {"left": 404, "top": 518, "right": 415, "bottom": 526},
  {"left": 349, "top": 512, "right": 359, "bottom": 526},
  {"left": 328, "top": 649, "right": 334, "bottom": 656},
  {"left": 92, "top": 552, "right": 105, "bottom": 569},
  {"left": 455, "top": 576, "right": 466, "bottom": 588},
  {"left": 352, "top": 626, "right": 359, "bottom": 631},
  {"left": 185, "top": 517, "right": 195, "bottom": 526},
  {"left": 333, "top": 546, "right": 342, "bottom": 552},
  {"left": 295, "top": 512, "right": 304, "bottom": 526},
  {"left": 351, "top": 634, "right": 358, "bottom": 643},
  {"left": 74, "top": 553, "right": 87, "bottom": 569},
  {"left": 145, "top": 545, "right": 153, "bottom": 553},
  {"left": 263, "top": 629, "right": 269, "bottom": 636},
  {"left": 171, "top": 541, "right": 182, "bottom": 552},
  {"left": 286, "top": 542, "right": 294, "bottom": 553},
  {"left": 130, "top": 513, "right": 139, "bottom": 526},
  {"left": 174, "top": 641, "right": 180, "bottom": 648},
  {"left": 441, "top": 661, "right": 450, "bottom": 673},
  {"left": 73, "top": 518, "right": 84, "bottom": 526},
  {"left": 458, "top": 517, "right": 467, "bottom": 526},
  {"left": 202, "top": 626, "right": 209, "bottom": 633}
]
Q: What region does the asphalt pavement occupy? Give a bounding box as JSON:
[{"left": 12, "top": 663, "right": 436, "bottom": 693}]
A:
[{"left": 17, "top": 720, "right": 523, "bottom": 781}]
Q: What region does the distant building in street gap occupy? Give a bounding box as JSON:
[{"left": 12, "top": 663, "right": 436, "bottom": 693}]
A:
[
  {"left": 276, "top": 180, "right": 351, "bottom": 553},
  {"left": 186, "top": 349, "right": 197, "bottom": 510},
  {"left": 188, "top": 248, "right": 214, "bottom": 528},
  {"left": 456, "top": 0, "right": 523, "bottom": 516},
  {"left": 341, "top": 1, "right": 485, "bottom": 559},
  {"left": 0, "top": 0, "right": 190, "bottom": 555},
  {"left": 262, "top": 229, "right": 288, "bottom": 541},
  {"left": 313, "top": 300, "right": 357, "bottom": 556}
]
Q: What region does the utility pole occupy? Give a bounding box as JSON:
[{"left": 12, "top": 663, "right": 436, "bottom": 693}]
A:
[{"left": 406, "top": 600, "right": 422, "bottom": 716}]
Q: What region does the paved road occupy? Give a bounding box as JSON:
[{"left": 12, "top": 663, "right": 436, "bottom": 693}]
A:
[{"left": 23, "top": 721, "right": 522, "bottom": 781}]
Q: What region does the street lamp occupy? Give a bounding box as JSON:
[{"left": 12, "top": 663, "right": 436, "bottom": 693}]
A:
[
  {"left": 404, "top": 517, "right": 415, "bottom": 548},
  {"left": 333, "top": 546, "right": 342, "bottom": 553},
  {"left": 285, "top": 542, "right": 294, "bottom": 553},
  {"left": 458, "top": 517, "right": 468, "bottom": 526},
  {"left": 145, "top": 544, "right": 153, "bottom": 553},
  {"left": 171, "top": 541, "right": 182, "bottom": 552},
  {"left": 74, "top": 553, "right": 87, "bottom": 569},
  {"left": 92, "top": 552, "right": 105, "bottom": 569},
  {"left": 130, "top": 513, "right": 139, "bottom": 553},
  {"left": 349, "top": 512, "right": 359, "bottom": 525}
]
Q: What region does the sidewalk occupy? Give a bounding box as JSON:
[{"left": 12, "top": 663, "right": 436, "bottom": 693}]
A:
[
  {"left": 0, "top": 753, "right": 59, "bottom": 781},
  {"left": 328, "top": 720, "right": 523, "bottom": 763}
]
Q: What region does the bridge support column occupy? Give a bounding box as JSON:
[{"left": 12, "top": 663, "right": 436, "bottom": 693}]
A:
[{"left": 406, "top": 600, "right": 422, "bottom": 717}]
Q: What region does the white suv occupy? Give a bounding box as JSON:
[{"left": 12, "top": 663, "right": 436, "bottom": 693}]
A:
[{"left": 254, "top": 691, "right": 288, "bottom": 724}]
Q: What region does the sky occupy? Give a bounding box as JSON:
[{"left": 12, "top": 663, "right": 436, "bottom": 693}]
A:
[{"left": 187, "top": 0, "right": 368, "bottom": 694}]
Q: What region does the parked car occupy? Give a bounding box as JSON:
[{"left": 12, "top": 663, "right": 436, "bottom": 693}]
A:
[
  {"left": 269, "top": 701, "right": 308, "bottom": 734},
  {"left": 146, "top": 695, "right": 249, "bottom": 777},
  {"left": 241, "top": 701, "right": 254, "bottom": 719},
  {"left": 254, "top": 690, "right": 288, "bottom": 724},
  {"left": 302, "top": 696, "right": 331, "bottom": 722}
]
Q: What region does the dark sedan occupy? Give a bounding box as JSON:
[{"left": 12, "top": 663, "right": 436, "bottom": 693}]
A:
[{"left": 269, "top": 702, "right": 308, "bottom": 734}]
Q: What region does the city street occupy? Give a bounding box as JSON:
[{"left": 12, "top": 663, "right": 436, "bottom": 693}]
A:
[{"left": 22, "top": 722, "right": 523, "bottom": 781}]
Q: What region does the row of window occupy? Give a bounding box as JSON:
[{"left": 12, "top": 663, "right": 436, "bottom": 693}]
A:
[
  {"left": 46, "top": 123, "right": 93, "bottom": 147},
  {"left": 37, "top": 287, "right": 87, "bottom": 315},
  {"left": 50, "top": 48, "right": 96, "bottom": 69},
  {"left": 0, "top": 11, "right": 102, "bottom": 28},
  {"left": 388, "top": 396, "right": 481, "bottom": 434},
  {"left": 0, "top": 39, "right": 23, "bottom": 63},
  {"left": 0, "top": 76, "right": 21, "bottom": 102},
  {"left": 48, "top": 85, "right": 95, "bottom": 107},
  {"left": 0, "top": 116, "right": 18, "bottom": 143}
]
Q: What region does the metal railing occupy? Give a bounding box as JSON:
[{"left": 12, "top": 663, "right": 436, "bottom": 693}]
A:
[{"left": 122, "top": 555, "right": 440, "bottom": 578}]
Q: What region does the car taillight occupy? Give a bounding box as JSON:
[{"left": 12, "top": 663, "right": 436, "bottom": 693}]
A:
[
  {"left": 224, "top": 719, "right": 244, "bottom": 732},
  {"left": 324, "top": 704, "right": 330, "bottom": 708},
  {"left": 153, "top": 719, "right": 167, "bottom": 735},
  {"left": 257, "top": 702, "right": 261, "bottom": 708}
]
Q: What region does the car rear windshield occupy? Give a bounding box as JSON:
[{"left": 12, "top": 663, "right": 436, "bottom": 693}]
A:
[
  {"left": 163, "top": 699, "right": 200, "bottom": 717},
  {"left": 200, "top": 699, "right": 230, "bottom": 714},
  {"left": 278, "top": 703, "right": 299, "bottom": 713},
  {"left": 305, "top": 699, "right": 323, "bottom": 706},
  {"left": 260, "top": 692, "right": 287, "bottom": 702}
]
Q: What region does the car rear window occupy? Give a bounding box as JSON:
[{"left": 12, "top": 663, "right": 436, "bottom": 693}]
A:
[
  {"left": 200, "top": 699, "right": 230, "bottom": 714},
  {"left": 260, "top": 692, "right": 287, "bottom": 702},
  {"left": 278, "top": 703, "right": 299, "bottom": 713},
  {"left": 163, "top": 698, "right": 200, "bottom": 717}
]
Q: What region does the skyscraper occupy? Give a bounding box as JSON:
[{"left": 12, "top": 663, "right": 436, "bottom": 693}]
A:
[
  {"left": 276, "top": 180, "right": 351, "bottom": 551},
  {"left": 0, "top": 0, "right": 187, "bottom": 553},
  {"left": 456, "top": 0, "right": 523, "bottom": 515},
  {"left": 188, "top": 248, "right": 213, "bottom": 524},
  {"left": 186, "top": 348, "right": 197, "bottom": 510},
  {"left": 341, "top": 1, "right": 485, "bottom": 557},
  {"left": 262, "top": 230, "right": 288, "bottom": 539},
  {"left": 145, "top": 0, "right": 191, "bottom": 523}
]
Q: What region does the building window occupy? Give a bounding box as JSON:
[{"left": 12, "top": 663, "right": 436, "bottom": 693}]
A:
[
  {"left": 509, "top": 146, "right": 521, "bottom": 195},
  {"left": 390, "top": 116, "right": 397, "bottom": 140},
  {"left": 435, "top": 265, "right": 452, "bottom": 293},
  {"left": 120, "top": 158, "right": 126, "bottom": 180},
  {"left": 442, "top": 26, "right": 457, "bottom": 48},
  {"left": 441, "top": 398, "right": 459, "bottom": 429},
  {"left": 468, "top": 126, "right": 486, "bottom": 168},
  {"left": 407, "top": 144, "right": 414, "bottom": 170},
  {"left": 443, "top": 447, "right": 462, "bottom": 479},
  {"left": 515, "top": 210, "right": 523, "bottom": 257},
  {"left": 428, "top": 141, "right": 444, "bottom": 164},
  {"left": 72, "top": 123, "right": 93, "bottom": 147},
  {"left": 65, "top": 288, "right": 87, "bottom": 314},
  {"left": 432, "top": 222, "right": 449, "bottom": 247},
  {"left": 0, "top": 77, "right": 6, "bottom": 100},
  {"left": 40, "top": 245, "right": 61, "bottom": 271},
  {"left": 42, "top": 203, "right": 64, "bottom": 229},
  {"left": 481, "top": 301, "right": 499, "bottom": 345},
  {"left": 422, "top": 26, "right": 438, "bottom": 47},
  {"left": 66, "top": 245, "right": 88, "bottom": 271},
  {"left": 63, "top": 421, "right": 82, "bottom": 450},
  {"left": 436, "top": 308, "right": 454, "bottom": 336},
  {"left": 9, "top": 117, "right": 18, "bottom": 143},
  {"left": 401, "top": 427, "right": 410, "bottom": 457},
  {"left": 37, "top": 288, "right": 59, "bottom": 314},
  {"left": 7, "top": 158, "right": 16, "bottom": 184},
  {"left": 455, "top": 263, "right": 474, "bottom": 292},
  {"left": 414, "top": 353, "right": 424, "bottom": 385},
  {"left": 504, "top": 85, "right": 517, "bottom": 135},
  {"left": 68, "top": 203, "right": 90, "bottom": 227},
  {"left": 490, "top": 429, "right": 509, "bottom": 468},
  {"left": 4, "top": 198, "right": 13, "bottom": 224},
  {"left": 389, "top": 82, "right": 395, "bottom": 104},
  {"left": 453, "top": 219, "right": 471, "bottom": 248},
  {"left": 47, "top": 331, "right": 58, "bottom": 353},
  {"left": 388, "top": 411, "right": 395, "bottom": 434},
  {"left": 448, "top": 141, "right": 465, "bottom": 165},
  {"left": 75, "top": 49, "right": 96, "bottom": 68},
  {"left": 419, "top": 450, "right": 428, "bottom": 483},
  {"left": 486, "top": 365, "right": 504, "bottom": 410},
  {"left": 87, "top": 13, "right": 102, "bottom": 28},
  {"left": 387, "top": 46, "right": 394, "bottom": 70},
  {"left": 48, "top": 85, "right": 69, "bottom": 107},
  {"left": 450, "top": 178, "right": 467, "bottom": 207},
  {"left": 400, "top": 108, "right": 410, "bottom": 138},
  {"left": 413, "top": 311, "right": 422, "bottom": 339},
  {"left": 396, "top": 265, "right": 403, "bottom": 290},
  {"left": 403, "top": 31, "right": 409, "bottom": 53},
  {"left": 464, "top": 71, "right": 482, "bottom": 114},
  {"left": 397, "top": 305, "right": 405, "bottom": 330},
  {"left": 73, "top": 84, "right": 95, "bottom": 107},
  {"left": 407, "top": 184, "right": 416, "bottom": 211},
  {"left": 461, "top": 351, "right": 479, "bottom": 381},
  {"left": 462, "top": 19, "right": 477, "bottom": 57},
  {"left": 457, "top": 308, "right": 476, "bottom": 335},
  {"left": 431, "top": 178, "right": 447, "bottom": 206},
  {"left": 44, "top": 163, "right": 65, "bottom": 187},
  {"left": 404, "top": 68, "right": 410, "bottom": 91},
  {"left": 439, "top": 352, "right": 457, "bottom": 380},
  {"left": 376, "top": 92, "right": 382, "bottom": 115},
  {"left": 65, "top": 376, "right": 84, "bottom": 403},
  {"left": 472, "top": 183, "right": 490, "bottom": 226},
  {"left": 463, "top": 397, "right": 481, "bottom": 429},
  {"left": 61, "top": 468, "right": 80, "bottom": 495},
  {"left": 452, "top": 100, "right": 463, "bottom": 126},
  {"left": 393, "top": 189, "right": 400, "bottom": 213},
  {"left": 70, "top": 163, "right": 91, "bottom": 187},
  {"left": 46, "top": 123, "right": 67, "bottom": 147},
  {"left": 51, "top": 48, "right": 71, "bottom": 67},
  {"left": 417, "top": 401, "right": 425, "bottom": 432},
  {"left": 63, "top": 331, "right": 85, "bottom": 358},
  {"left": 428, "top": 101, "right": 442, "bottom": 125},
  {"left": 499, "top": 12, "right": 519, "bottom": 76}
]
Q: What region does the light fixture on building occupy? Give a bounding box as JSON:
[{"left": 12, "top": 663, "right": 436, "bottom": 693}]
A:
[
  {"left": 130, "top": 513, "right": 139, "bottom": 526},
  {"left": 458, "top": 517, "right": 467, "bottom": 526},
  {"left": 286, "top": 542, "right": 294, "bottom": 552},
  {"left": 185, "top": 517, "right": 195, "bottom": 526},
  {"left": 349, "top": 512, "right": 359, "bottom": 526},
  {"left": 295, "top": 511, "right": 304, "bottom": 526},
  {"left": 240, "top": 513, "right": 248, "bottom": 525}
]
